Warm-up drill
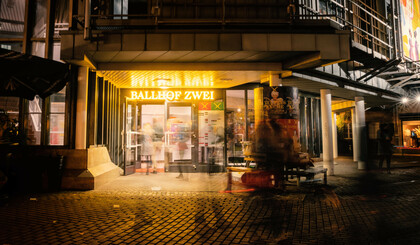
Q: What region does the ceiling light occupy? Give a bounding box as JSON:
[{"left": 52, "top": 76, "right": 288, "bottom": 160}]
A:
[
  {"left": 402, "top": 97, "right": 409, "bottom": 103},
  {"left": 416, "top": 96, "right": 420, "bottom": 102}
]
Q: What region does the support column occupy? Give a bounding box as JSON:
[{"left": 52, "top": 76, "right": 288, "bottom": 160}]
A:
[
  {"left": 320, "top": 89, "right": 334, "bottom": 175},
  {"left": 355, "top": 97, "right": 367, "bottom": 170},
  {"left": 75, "top": 67, "right": 89, "bottom": 149},
  {"left": 332, "top": 112, "right": 338, "bottom": 160},
  {"left": 351, "top": 108, "right": 357, "bottom": 162}
]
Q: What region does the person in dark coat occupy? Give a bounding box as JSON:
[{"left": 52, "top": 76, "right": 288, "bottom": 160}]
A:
[{"left": 377, "top": 123, "right": 394, "bottom": 173}]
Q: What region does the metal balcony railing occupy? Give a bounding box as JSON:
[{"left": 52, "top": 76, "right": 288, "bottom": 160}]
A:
[
  {"left": 77, "top": 0, "right": 398, "bottom": 59},
  {"left": 296, "top": 0, "right": 397, "bottom": 59}
]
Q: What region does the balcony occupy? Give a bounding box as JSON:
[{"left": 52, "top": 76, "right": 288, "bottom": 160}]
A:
[{"left": 79, "top": 0, "right": 395, "bottom": 61}]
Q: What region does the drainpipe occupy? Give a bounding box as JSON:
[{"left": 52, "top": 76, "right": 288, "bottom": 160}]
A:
[{"left": 84, "top": 0, "right": 91, "bottom": 40}]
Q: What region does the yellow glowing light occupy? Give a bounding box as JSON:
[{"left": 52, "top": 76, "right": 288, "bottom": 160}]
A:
[
  {"left": 130, "top": 90, "right": 214, "bottom": 101},
  {"left": 402, "top": 97, "right": 409, "bottom": 103}
]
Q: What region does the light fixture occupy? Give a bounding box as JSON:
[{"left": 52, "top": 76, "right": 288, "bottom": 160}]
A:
[
  {"left": 402, "top": 97, "right": 409, "bottom": 103},
  {"left": 416, "top": 95, "right": 420, "bottom": 102},
  {"left": 155, "top": 78, "right": 172, "bottom": 89}
]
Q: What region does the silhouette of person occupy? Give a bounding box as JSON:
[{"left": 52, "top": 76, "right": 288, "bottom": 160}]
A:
[
  {"left": 377, "top": 123, "right": 394, "bottom": 174},
  {"left": 141, "top": 123, "right": 154, "bottom": 175}
]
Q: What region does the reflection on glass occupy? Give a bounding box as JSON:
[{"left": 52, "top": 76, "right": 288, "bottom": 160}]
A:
[
  {"left": 0, "top": 0, "right": 25, "bottom": 38},
  {"left": 247, "top": 90, "right": 255, "bottom": 142},
  {"left": 27, "top": 96, "right": 42, "bottom": 145},
  {"left": 49, "top": 87, "right": 66, "bottom": 145},
  {"left": 141, "top": 105, "right": 165, "bottom": 170},
  {"left": 49, "top": 114, "right": 64, "bottom": 145},
  {"left": 167, "top": 106, "right": 192, "bottom": 162},
  {"left": 125, "top": 104, "right": 137, "bottom": 166},
  {"left": 31, "top": 42, "right": 45, "bottom": 58},
  {"left": 32, "top": 0, "right": 47, "bottom": 38},
  {"left": 226, "top": 90, "right": 246, "bottom": 165}
]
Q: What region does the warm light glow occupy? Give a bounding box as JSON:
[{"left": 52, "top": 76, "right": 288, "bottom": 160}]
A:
[
  {"left": 402, "top": 97, "right": 409, "bottom": 103},
  {"left": 130, "top": 90, "right": 214, "bottom": 101},
  {"left": 416, "top": 96, "right": 420, "bottom": 102}
]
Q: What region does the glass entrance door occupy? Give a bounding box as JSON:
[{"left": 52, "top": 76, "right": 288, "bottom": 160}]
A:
[
  {"left": 165, "top": 104, "right": 196, "bottom": 168},
  {"left": 140, "top": 104, "right": 165, "bottom": 172},
  {"left": 124, "top": 99, "right": 139, "bottom": 175},
  {"left": 124, "top": 100, "right": 197, "bottom": 174}
]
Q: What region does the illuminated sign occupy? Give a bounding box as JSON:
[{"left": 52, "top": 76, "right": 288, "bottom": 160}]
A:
[{"left": 130, "top": 90, "right": 215, "bottom": 101}]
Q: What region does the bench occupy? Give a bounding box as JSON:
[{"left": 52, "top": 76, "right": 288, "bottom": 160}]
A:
[{"left": 287, "top": 166, "right": 328, "bottom": 187}]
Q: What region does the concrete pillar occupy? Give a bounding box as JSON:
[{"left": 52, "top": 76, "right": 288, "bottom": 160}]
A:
[
  {"left": 351, "top": 108, "right": 357, "bottom": 162},
  {"left": 75, "top": 67, "right": 89, "bottom": 149},
  {"left": 269, "top": 74, "right": 282, "bottom": 86},
  {"left": 320, "top": 89, "right": 334, "bottom": 175},
  {"left": 355, "top": 97, "right": 367, "bottom": 170},
  {"left": 332, "top": 112, "right": 338, "bottom": 160}
]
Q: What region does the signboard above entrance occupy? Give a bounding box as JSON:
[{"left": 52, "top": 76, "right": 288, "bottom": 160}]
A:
[{"left": 129, "top": 90, "right": 215, "bottom": 101}]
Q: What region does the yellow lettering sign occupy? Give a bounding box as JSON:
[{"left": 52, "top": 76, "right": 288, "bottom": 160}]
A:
[{"left": 129, "top": 90, "right": 215, "bottom": 101}]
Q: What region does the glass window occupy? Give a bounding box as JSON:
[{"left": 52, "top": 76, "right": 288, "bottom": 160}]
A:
[
  {"left": 26, "top": 96, "right": 42, "bottom": 145},
  {"left": 49, "top": 87, "right": 66, "bottom": 145},
  {"left": 54, "top": 0, "right": 69, "bottom": 38},
  {"left": 52, "top": 42, "right": 61, "bottom": 61},
  {"left": 32, "top": 0, "right": 47, "bottom": 38},
  {"left": 403, "top": 121, "right": 420, "bottom": 147},
  {"left": 31, "top": 42, "right": 45, "bottom": 58},
  {"left": 0, "top": 0, "right": 25, "bottom": 38},
  {"left": 247, "top": 90, "right": 255, "bottom": 141},
  {"left": 0, "top": 43, "right": 22, "bottom": 52},
  {"left": 114, "top": 0, "right": 128, "bottom": 19},
  {"left": 226, "top": 90, "right": 246, "bottom": 165},
  {"left": 0, "top": 97, "right": 20, "bottom": 144}
]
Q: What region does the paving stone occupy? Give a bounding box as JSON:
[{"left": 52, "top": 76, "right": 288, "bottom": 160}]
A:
[{"left": 2, "top": 158, "right": 420, "bottom": 244}]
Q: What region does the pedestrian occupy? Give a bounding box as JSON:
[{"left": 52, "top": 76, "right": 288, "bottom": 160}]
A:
[
  {"left": 141, "top": 123, "right": 155, "bottom": 175},
  {"left": 377, "top": 123, "right": 394, "bottom": 173},
  {"left": 176, "top": 138, "right": 188, "bottom": 179}
]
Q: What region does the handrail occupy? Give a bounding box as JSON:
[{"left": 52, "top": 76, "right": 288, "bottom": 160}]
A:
[
  {"left": 349, "top": 0, "right": 391, "bottom": 30},
  {"left": 82, "top": 0, "right": 395, "bottom": 58}
]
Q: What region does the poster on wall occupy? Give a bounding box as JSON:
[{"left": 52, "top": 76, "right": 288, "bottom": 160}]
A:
[
  {"left": 198, "top": 102, "right": 224, "bottom": 147},
  {"left": 400, "top": 0, "right": 420, "bottom": 60},
  {"left": 262, "top": 86, "right": 299, "bottom": 120}
]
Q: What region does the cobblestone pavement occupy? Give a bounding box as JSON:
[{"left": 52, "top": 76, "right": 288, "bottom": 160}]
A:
[{"left": 2, "top": 160, "right": 420, "bottom": 244}]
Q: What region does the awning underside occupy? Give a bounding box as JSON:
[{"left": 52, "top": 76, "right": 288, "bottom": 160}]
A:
[{"left": 0, "top": 48, "right": 70, "bottom": 100}]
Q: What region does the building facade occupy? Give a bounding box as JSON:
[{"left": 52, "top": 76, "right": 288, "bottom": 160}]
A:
[{"left": 0, "top": 0, "right": 415, "bottom": 190}]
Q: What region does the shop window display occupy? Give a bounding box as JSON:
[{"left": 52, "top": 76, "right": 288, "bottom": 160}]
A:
[{"left": 403, "top": 121, "right": 420, "bottom": 148}]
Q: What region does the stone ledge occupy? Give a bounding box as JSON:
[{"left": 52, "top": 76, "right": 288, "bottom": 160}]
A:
[{"left": 62, "top": 147, "right": 122, "bottom": 190}]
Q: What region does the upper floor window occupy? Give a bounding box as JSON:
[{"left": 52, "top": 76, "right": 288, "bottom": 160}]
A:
[{"left": 113, "top": 0, "right": 148, "bottom": 19}]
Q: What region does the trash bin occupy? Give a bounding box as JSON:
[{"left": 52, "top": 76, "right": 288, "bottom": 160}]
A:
[{"left": 46, "top": 155, "right": 65, "bottom": 192}]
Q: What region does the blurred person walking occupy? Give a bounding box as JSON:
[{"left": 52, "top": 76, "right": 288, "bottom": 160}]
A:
[{"left": 377, "top": 123, "right": 394, "bottom": 174}]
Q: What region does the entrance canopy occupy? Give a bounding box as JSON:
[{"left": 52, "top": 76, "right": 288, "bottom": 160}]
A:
[{"left": 0, "top": 48, "right": 70, "bottom": 100}]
